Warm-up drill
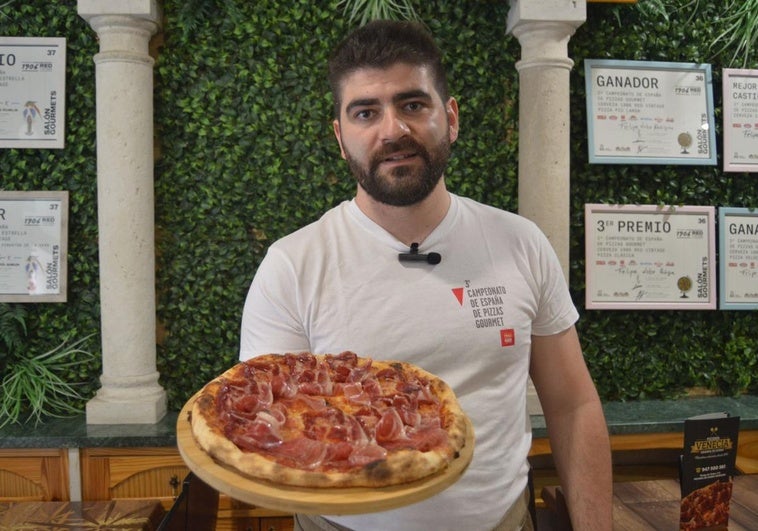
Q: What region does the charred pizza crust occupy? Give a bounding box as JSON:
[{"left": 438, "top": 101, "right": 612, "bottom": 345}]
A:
[{"left": 190, "top": 352, "right": 468, "bottom": 488}]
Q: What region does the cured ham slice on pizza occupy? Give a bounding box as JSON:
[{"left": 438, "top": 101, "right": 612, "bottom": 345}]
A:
[{"left": 190, "top": 351, "right": 469, "bottom": 488}]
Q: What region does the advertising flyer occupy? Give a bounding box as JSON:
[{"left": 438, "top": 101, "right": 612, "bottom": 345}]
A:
[{"left": 679, "top": 414, "right": 739, "bottom": 530}]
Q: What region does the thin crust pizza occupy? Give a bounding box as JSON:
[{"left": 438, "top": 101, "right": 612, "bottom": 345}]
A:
[
  {"left": 679, "top": 479, "right": 733, "bottom": 530},
  {"left": 190, "top": 351, "right": 469, "bottom": 488}
]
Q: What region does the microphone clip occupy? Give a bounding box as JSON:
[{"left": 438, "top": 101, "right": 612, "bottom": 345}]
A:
[{"left": 398, "top": 242, "right": 442, "bottom": 265}]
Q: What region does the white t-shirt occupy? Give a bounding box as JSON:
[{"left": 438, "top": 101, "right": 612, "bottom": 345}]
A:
[{"left": 240, "top": 194, "right": 578, "bottom": 531}]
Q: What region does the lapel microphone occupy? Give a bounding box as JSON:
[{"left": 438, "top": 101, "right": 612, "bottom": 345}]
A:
[{"left": 398, "top": 242, "right": 442, "bottom": 265}]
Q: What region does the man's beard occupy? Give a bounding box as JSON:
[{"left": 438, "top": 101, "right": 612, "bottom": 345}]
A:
[{"left": 345, "top": 137, "right": 451, "bottom": 207}]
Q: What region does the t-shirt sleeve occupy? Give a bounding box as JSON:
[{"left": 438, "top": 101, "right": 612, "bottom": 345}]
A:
[
  {"left": 239, "top": 246, "right": 310, "bottom": 360},
  {"left": 530, "top": 229, "right": 579, "bottom": 337}
]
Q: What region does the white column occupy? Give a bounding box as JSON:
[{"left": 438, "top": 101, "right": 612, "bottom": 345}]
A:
[
  {"left": 507, "top": 0, "right": 586, "bottom": 415},
  {"left": 78, "top": 0, "right": 167, "bottom": 424},
  {"left": 507, "top": 0, "right": 586, "bottom": 278}
]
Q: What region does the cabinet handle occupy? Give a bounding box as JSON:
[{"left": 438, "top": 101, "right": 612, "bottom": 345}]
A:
[{"left": 169, "top": 474, "right": 180, "bottom": 496}]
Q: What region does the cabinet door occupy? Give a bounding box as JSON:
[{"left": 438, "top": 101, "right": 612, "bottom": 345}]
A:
[
  {"left": 80, "top": 447, "right": 295, "bottom": 529},
  {"left": 215, "top": 497, "right": 293, "bottom": 531},
  {"left": 221, "top": 516, "right": 294, "bottom": 531},
  {"left": 259, "top": 517, "right": 295, "bottom": 531},
  {"left": 80, "top": 447, "right": 189, "bottom": 508},
  {"left": 0, "top": 448, "right": 69, "bottom": 501}
]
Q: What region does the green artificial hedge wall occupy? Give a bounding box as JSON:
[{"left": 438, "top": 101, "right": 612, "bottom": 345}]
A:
[
  {"left": 569, "top": 2, "right": 758, "bottom": 400},
  {"left": 0, "top": 1, "right": 101, "bottom": 410},
  {"left": 1, "top": 0, "right": 756, "bottom": 416}
]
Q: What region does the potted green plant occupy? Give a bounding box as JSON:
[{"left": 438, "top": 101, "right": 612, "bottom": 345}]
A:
[
  {"left": 642, "top": 0, "right": 758, "bottom": 67},
  {"left": 0, "top": 304, "right": 95, "bottom": 428},
  {"left": 337, "top": 0, "right": 418, "bottom": 25}
]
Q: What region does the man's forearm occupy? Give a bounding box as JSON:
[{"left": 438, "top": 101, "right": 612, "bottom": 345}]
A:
[{"left": 548, "top": 400, "right": 613, "bottom": 530}]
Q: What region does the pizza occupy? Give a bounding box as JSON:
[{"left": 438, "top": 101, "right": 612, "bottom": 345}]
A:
[
  {"left": 189, "top": 351, "right": 469, "bottom": 488},
  {"left": 680, "top": 479, "right": 733, "bottom": 530}
]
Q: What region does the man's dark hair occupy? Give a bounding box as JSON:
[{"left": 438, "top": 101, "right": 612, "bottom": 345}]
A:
[{"left": 327, "top": 20, "right": 450, "bottom": 118}]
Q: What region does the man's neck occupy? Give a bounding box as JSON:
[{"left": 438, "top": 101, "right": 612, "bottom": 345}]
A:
[{"left": 354, "top": 180, "right": 451, "bottom": 247}]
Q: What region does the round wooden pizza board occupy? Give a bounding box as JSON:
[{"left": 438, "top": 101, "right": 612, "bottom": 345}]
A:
[{"left": 176, "top": 393, "right": 475, "bottom": 515}]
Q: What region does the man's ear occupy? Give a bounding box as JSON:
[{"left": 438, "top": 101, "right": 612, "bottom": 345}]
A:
[
  {"left": 333, "top": 119, "right": 347, "bottom": 159},
  {"left": 447, "top": 97, "right": 460, "bottom": 144}
]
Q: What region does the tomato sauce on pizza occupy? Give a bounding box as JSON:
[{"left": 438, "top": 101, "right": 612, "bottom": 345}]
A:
[{"left": 190, "top": 351, "right": 469, "bottom": 488}]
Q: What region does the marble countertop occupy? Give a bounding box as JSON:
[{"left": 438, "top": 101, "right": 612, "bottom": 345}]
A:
[
  {"left": 600, "top": 394, "right": 758, "bottom": 434},
  {"left": 1, "top": 396, "right": 756, "bottom": 448},
  {"left": 0, "top": 412, "right": 180, "bottom": 449},
  {"left": 531, "top": 394, "right": 758, "bottom": 438}
]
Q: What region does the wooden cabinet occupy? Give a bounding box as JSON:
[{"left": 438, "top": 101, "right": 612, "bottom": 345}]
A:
[
  {"left": 226, "top": 515, "right": 294, "bottom": 531},
  {"left": 79, "top": 447, "right": 294, "bottom": 530},
  {"left": 736, "top": 429, "right": 758, "bottom": 474},
  {"left": 0, "top": 448, "right": 69, "bottom": 501},
  {"left": 214, "top": 497, "right": 292, "bottom": 531},
  {"left": 80, "top": 447, "right": 189, "bottom": 509},
  {"left": 8, "top": 427, "right": 751, "bottom": 528}
]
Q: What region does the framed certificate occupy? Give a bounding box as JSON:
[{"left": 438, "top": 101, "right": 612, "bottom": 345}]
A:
[
  {"left": 0, "top": 191, "right": 68, "bottom": 302},
  {"left": 585, "top": 204, "right": 716, "bottom": 310},
  {"left": 719, "top": 207, "right": 758, "bottom": 309},
  {"left": 722, "top": 69, "right": 758, "bottom": 172},
  {"left": 0, "top": 37, "right": 66, "bottom": 149},
  {"left": 584, "top": 59, "right": 716, "bottom": 165}
]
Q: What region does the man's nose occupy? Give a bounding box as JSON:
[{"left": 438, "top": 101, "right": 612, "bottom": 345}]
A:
[{"left": 379, "top": 109, "right": 410, "bottom": 141}]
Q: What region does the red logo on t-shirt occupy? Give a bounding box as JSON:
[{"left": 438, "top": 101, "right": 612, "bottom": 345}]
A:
[
  {"left": 452, "top": 287, "right": 464, "bottom": 306},
  {"left": 500, "top": 329, "right": 515, "bottom": 347}
]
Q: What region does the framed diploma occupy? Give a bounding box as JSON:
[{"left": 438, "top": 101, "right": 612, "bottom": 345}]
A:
[
  {"left": 0, "top": 191, "right": 68, "bottom": 303},
  {"left": 719, "top": 207, "right": 758, "bottom": 310},
  {"left": 585, "top": 204, "right": 716, "bottom": 310},
  {"left": 584, "top": 59, "right": 716, "bottom": 165},
  {"left": 0, "top": 37, "right": 66, "bottom": 149},
  {"left": 722, "top": 69, "right": 758, "bottom": 172}
]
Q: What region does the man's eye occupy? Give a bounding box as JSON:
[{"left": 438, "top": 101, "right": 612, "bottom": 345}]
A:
[
  {"left": 354, "top": 109, "right": 374, "bottom": 120},
  {"left": 405, "top": 102, "right": 424, "bottom": 112}
]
